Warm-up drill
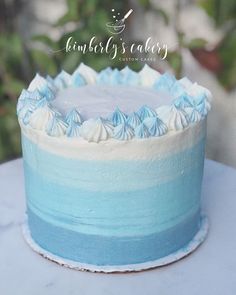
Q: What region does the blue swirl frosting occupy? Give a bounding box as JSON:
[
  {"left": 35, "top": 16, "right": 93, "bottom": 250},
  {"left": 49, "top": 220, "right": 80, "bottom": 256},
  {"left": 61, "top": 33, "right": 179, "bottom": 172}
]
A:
[
  {"left": 157, "top": 105, "right": 189, "bottom": 131},
  {"left": 188, "top": 82, "right": 212, "bottom": 103},
  {"left": 120, "top": 66, "right": 140, "bottom": 86},
  {"left": 174, "top": 93, "right": 208, "bottom": 122},
  {"left": 96, "top": 68, "right": 124, "bottom": 85},
  {"left": 138, "top": 105, "right": 157, "bottom": 121},
  {"left": 96, "top": 66, "right": 140, "bottom": 86},
  {"left": 65, "top": 108, "right": 83, "bottom": 124},
  {"left": 178, "top": 78, "right": 212, "bottom": 108},
  {"left": 179, "top": 77, "right": 193, "bottom": 89},
  {"left": 96, "top": 68, "right": 115, "bottom": 85},
  {"left": 46, "top": 75, "right": 56, "bottom": 90},
  {"left": 17, "top": 89, "right": 41, "bottom": 115},
  {"left": 73, "top": 63, "right": 97, "bottom": 84},
  {"left": 153, "top": 73, "right": 176, "bottom": 92},
  {"left": 110, "top": 107, "right": 127, "bottom": 126},
  {"left": 97, "top": 65, "right": 159, "bottom": 87},
  {"left": 98, "top": 117, "right": 114, "bottom": 137},
  {"left": 110, "top": 69, "right": 124, "bottom": 85},
  {"left": 21, "top": 97, "right": 49, "bottom": 127},
  {"left": 66, "top": 121, "right": 81, "bottom": 137},
  {"left": 35, "top": 97, "right": 50, "bottom": 108},
  {"left": 35, "top": 97, "right": 61, "bottom": 117},
  {"left": 71, "top": 69, "right": 86, "bottom": 87},
  {"left": 174, "top": 93, "right": 192, "bottom": 109},
  {"left": 139, "top": 64, "right": 161, "bottom": 86},
  {"left": 18, "top": 89, "right": 42, "bottom": 103},
  {"left": 113, "top": 123, "right": 134, "bottom": 140},
  {"left": 169, "top": 81, "right": 186, "bottom": 98},
  {"left": 28, "top": 103, "right": 61, "bottom": 131},
  {"left": 187, "top": 109, "right": 202, "bottom": 123},
  {"left": 17, "top": 96, "right": 27, "bottom": 116},
  {"left": 54, "top": 70, "right": 72, "bottom": 89},
  {"left": 18, "top": 98, "right": 40, "bottom": 125},
  {"left": 143, "top": 117, "right": 168, "bottom": 137},
  {"left": 28, "top": 74, "right": 56, "bottom": 101},
  {"left": 135, "top": 123, "right": 150, "bottom": 139},
  {"left": 194, "top": 94, "right": 210, "bottom": 116},
  {"left": 46, "top": 116, "right": 67, "bottom": 137},
  {"left": 126, "top": 112, "right": 141, "bottom": 129}
]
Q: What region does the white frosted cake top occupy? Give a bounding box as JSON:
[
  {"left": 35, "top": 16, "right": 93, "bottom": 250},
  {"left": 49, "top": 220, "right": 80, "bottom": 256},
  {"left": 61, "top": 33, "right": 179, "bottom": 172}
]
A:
[{"left": 53, "top": 85, "right": 172, "bottom": 119}]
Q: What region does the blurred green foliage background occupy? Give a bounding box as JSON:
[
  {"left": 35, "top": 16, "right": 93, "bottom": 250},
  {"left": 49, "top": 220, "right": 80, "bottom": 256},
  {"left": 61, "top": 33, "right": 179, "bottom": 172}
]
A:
[{"left": 0, "top": 0, "right": 235, "bottom": 162}]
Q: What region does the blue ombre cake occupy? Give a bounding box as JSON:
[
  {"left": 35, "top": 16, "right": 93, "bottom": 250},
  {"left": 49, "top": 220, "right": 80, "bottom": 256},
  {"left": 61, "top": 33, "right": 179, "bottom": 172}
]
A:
[{"left": 17, "top": 64, "right": 211, "bottom": 272}]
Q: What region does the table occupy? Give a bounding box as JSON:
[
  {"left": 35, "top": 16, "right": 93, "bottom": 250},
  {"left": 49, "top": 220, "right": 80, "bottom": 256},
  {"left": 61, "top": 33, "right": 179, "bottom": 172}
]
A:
[{"left": 0, "top": 159, "right": 236, "bottom": 295}]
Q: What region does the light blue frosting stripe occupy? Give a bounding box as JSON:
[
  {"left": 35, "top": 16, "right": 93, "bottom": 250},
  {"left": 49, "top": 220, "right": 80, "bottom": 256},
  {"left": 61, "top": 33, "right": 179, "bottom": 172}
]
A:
[
  {"left": 22, "top": 135, "right": 205, "bottom": 192},
  {"left": 22, "top": 136, "right": 205, "bottom": 237},
  {"left": 24, "top": 160, "right": 202, "bottom": 236},
  {"left": 27, "top": 207, "right": 201, "bottom": 266}
]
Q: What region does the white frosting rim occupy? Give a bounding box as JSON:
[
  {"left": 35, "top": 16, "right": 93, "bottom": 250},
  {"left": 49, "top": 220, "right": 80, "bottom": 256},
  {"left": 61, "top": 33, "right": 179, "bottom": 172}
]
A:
[
  {"left": 20, "top": 119, "right": 206, "bottom": 160},
  {"left": 22, "top": 215, "right": 208, "bottom": 273}
]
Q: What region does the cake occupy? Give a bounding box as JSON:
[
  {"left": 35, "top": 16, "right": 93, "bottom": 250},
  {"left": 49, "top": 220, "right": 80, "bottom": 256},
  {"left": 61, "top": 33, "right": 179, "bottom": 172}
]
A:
[{"left": 17, "top": 63, "right": 211, "bottom": 272}]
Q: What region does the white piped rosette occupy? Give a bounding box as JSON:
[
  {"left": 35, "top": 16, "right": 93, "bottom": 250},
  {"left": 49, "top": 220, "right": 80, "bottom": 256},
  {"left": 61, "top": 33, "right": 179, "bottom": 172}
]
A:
[{"left": 17, "top": 63, "right": 212, "bottom": 143}]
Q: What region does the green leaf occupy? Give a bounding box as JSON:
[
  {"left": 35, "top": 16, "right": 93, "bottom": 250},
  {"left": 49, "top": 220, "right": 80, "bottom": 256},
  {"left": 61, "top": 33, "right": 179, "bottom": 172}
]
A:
[
  {"left": 2, "top": 78, "right": 26, "bottom": 97},
  {"left": 0, "top": 33, "right": 24, "bottom": 71},
  {"left": 86, "top": 9, "right": 110, "bottom": 34},
  {"left": 55, "top": 0, "right": 80, "bottom": 26},
  {"left": 218, "top": 31, "right": 236, "bottom": 89},
  {"left": 8, "top": 34, "right": 24, "bottom": 60},
  {"left": 153, "top": 8, "right": 169, "bottom": 25},
  {"left": 32, "top": 35, "right": 58, "bottom": 50},
  {"left": 0, "top": 100, "right": 21, "bottom": 162},
  {"left": 167, "top": 51, "right": 182, "bottom": 78},
  {"left": 31, "top": 49, "right": 57, "bottom": 76},
  {"left": 61, "top": 52, "right": 82, "bottom": 72},
  {"left": 83, "top": 0, "right": 97, "bottom": 15},
  {"left": 199, "top": 0, "right": 236, "bottom": 27},
  {"left": 138, "top": 0, "right": 151, "bottom": 9},
  {"left": 67, "top": 0, "right": 80, "bottom": 13},
  {"left": 55, "top": 14, "right": 76, "bottom": 27},
  {"left": 187, "top": 38, "right": 207, "bottom": 49}
]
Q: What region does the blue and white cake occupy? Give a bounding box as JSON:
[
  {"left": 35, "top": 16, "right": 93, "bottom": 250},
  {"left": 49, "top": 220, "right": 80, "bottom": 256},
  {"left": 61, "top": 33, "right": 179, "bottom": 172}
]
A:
[{"left": 17, "top": 63, "right": 211, "bottom": 272}]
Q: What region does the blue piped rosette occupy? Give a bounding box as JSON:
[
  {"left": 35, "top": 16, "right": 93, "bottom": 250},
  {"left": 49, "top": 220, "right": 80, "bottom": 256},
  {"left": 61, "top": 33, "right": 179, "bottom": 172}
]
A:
[{"left": 17, "top": 63, "right": 212, "bottom": 143}]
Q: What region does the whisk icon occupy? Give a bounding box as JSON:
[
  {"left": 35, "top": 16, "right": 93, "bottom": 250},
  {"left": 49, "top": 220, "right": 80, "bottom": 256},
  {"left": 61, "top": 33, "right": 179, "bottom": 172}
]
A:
[{"left": 106, "top": 9, "right": 133, "bottom": 35}]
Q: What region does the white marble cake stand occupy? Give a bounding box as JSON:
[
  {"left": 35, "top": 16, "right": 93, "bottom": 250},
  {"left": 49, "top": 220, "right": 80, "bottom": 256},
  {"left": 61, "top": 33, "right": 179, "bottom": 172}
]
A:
[{"left": 1, "top": 159, "right": 236, "bottom": 295}]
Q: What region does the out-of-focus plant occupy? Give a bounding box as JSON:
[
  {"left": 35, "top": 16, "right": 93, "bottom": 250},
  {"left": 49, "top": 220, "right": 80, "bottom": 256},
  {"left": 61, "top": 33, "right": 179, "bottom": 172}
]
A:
[
  {"left": 199, "top": 0, "right": 236, "bottom": 90},
  {"left": 147, "top": 0, "right": 236, "bottom": 88},
  {"left": 0, "top": 31, "right": 26, "bottom": 161}
]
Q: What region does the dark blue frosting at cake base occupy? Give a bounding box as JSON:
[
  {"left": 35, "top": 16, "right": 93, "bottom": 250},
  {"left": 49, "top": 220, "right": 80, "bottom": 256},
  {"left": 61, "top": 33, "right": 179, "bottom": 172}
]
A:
[{"left": 27, "top": 207, "right": 200, "bottom": 266}]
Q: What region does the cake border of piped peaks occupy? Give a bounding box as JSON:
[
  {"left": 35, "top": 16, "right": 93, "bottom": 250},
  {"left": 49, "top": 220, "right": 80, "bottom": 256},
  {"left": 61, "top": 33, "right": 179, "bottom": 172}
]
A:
[
  {"left": 17, "top": 63, "right": 212, "bottom": 143},
  {"left": 22, "top": 215, "right": 209, "bottom": 273}
]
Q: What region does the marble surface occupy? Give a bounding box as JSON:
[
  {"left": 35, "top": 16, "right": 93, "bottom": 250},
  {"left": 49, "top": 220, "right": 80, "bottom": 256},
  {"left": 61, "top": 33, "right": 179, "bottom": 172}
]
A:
[{"left": 0, "top": 159, "right": 236, "bottom": 295}]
